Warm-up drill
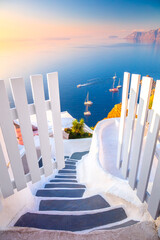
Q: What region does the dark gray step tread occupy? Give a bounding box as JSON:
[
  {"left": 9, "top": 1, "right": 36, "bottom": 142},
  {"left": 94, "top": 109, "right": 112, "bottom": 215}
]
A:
[
  {"left": 50, "top": 179, "right": 78, "bottom": 183},
  {"left": 65, "top": 161, "right": 76, "bottom": 165},
  {"left": 55, "top": 175, "right": 76, "bottom": 179},
  {"left": 45, "top": 183, "right": 86, "bottom": 189},
  {"left": 15, "top": 208, "right": 127, "bottom": 232},
  {"left": 39, "top": 195, "right": 110, "bottom": 211},
  {"left": 36, "top": 189, "right": 85, "bottom": 198},
  {"left": 66, "top": 159, "right": 78, "bottom": 163},
  {"left": 98, "top": 220, "right": 139, "bottom": 230},
  {"left": 63, "top": 165, "right": 76, "bottom": 170},
  {"left": 70, "top": 151, "right": 89, "bottom": 160},
  {"left": 58, "top": 170, "right": 76, "bottom": 174}
]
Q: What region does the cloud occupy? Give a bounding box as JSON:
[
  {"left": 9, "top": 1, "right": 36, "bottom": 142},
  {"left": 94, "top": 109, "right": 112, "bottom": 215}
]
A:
[
  {"left": 0, "top": 38, "right": 35, "bottom": 42},
  {"left": 108, "top": 35, "right": 118, "bottom": 39},
  {"left": 120, "top": 29, "right": 128, "bottom": 32},
  {"left": 0, "top": 37, "right": 71, "bottom": 42},
  {"left": 42, "top": 37, "right": 71, "bottom": 41},
  {"left": 132, "top": 29, "right": 145, "bottom": 32}
]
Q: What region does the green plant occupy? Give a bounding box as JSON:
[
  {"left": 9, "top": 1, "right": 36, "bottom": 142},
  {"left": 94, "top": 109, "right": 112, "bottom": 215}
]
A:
[
  {"left": 71, "top": 118, "right": 84, "bottom": 135},
  {"left": 64, "top": 118, "right": 92, "bottom": 139}
]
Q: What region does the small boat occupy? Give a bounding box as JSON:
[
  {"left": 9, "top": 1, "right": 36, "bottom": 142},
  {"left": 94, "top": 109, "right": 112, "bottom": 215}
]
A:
[
  {"left": 117, "top": 78, "right": 122, "bottom": 89},
  {"left": 113, "top": 73, "right": 117, "bottom": 79},
  {"left": 84, "top": 110, "right": 91, "bottom": 116},
  {"left": 84, "top": 94, "right": 92, "bottom": 116},
  {"left": 109, "top": 79, "right": 119, "bottom": 92},
  {"left": 77, "top": 81, "right": 96, "bottom": 88},
  {"left": 84, "top": 105, "right": 91, "bottom": 116},
  {"left": 84, "top": 92, "right": 93, "bottom": 106}
]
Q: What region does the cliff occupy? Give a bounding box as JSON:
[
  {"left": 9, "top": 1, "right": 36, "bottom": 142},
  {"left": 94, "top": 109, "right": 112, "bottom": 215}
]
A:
[{"left": 126, "top": 28, "right": 160, "bottom": 44}]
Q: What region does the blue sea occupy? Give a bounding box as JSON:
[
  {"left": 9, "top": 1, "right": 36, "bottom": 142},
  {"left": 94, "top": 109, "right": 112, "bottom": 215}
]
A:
[{"left": 1, "top": 40, "right": 160, "bottom": 127}]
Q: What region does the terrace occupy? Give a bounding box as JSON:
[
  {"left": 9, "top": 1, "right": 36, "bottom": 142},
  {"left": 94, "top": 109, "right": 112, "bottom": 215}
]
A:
[{"left": 0, "top": 72, "right": 159, "bottom": 240}]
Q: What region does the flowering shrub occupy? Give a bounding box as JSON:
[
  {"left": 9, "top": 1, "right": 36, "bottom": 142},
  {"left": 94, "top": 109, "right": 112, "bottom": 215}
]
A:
[{"left": 107, "top": 103, "right": 123, "bottom": 118}]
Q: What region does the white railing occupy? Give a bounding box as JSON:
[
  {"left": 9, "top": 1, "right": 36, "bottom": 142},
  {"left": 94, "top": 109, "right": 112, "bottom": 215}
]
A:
[
  {"left": 0, "top": 72, "right": 64, "bottom": 199},
  {"left": 117, "top": 72, "right": 160, "bottom": 219}
]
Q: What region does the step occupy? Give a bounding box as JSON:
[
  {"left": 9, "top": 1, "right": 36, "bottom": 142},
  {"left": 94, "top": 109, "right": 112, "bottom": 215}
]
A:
[
  {"left": 70, "top": 151, "right": 89, "bottom": 160},
  {"left": 50, "top": 179, "right": 78, "bottom": 183},
  {"left": 65, "top": 161, "right": 76, "bottom": 165},
  {"left": 44, "top": 183, "right": 86, "bottom": 189},
  {"left": 65, "top": 159, "right": 78, "bottom": 163},
  {"left": 38, "top": 157, "right": 43, "bottom": 168},
  {"left": 55, "top": 175, "right": 76, "bottom": 179},
  {"left": 99, "top": 220, "right": 139, "bottom": 230},
  {"left": 58, "top": 170, "right": 76, "bottom": 174},
  {"left": 14, "top": 207, "right": 127, "bottom": 232},
  {"left": 63, "top": 165, "right": 76, "bottom": 170},
  {"left": 39, "top": 195, "right": 110, "bottom": 211},
  {"left": 36, "top": 189, "right": 85, "bottom": 198}
]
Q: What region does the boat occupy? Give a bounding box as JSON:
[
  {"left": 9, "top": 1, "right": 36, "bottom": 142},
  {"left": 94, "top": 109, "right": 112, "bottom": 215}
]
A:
[
  {"left": 84, "top": 111, "right": 91, "bottom": 116},
  {"left": 109, "top": 79, "right": 119, "bottom": 92},
  {"left": 84, "top": 93, "right": 92, "bottom": 116},
  {"left": 113, "top": 73, "right": 117, "bottom": 79},
  {"left": 84, "top": 92, "right": 93, "bottom": 106},
  {"left": 77, "top": 81, "right": 96, "bottom": 88},
  {"left": 84, "top": 105, "right": 91, "bottom": 116},
  {"left": 117, "top": 78, "right": 122, "bottom": 89}
]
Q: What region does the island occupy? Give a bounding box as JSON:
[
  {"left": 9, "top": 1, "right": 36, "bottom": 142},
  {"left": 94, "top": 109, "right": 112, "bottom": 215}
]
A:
[{"left": 125, "top": 27, "right": 160, "bottom": 44}]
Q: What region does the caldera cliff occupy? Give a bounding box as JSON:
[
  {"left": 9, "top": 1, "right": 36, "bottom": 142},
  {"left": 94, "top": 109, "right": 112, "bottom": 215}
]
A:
[{"left": 126, "top": 28, "right": 160, "bottom": 44}]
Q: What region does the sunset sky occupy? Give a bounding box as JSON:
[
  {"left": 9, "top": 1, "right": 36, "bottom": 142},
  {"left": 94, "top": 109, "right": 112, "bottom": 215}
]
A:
[
  {"left": 0, "top": 0, "right": 160, "bottom": 122},
  {"left": 0, "top": 0, "right": 160, "bottom": 42}
]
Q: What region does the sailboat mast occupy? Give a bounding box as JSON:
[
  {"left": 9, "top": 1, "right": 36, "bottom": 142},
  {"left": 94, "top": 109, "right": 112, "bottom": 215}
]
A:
[
  {"left": 113, "top": 79, "right": 115, "bottom": 88},
  {"left": 87, "top": 92, "right": 89, "bottom": 102}
]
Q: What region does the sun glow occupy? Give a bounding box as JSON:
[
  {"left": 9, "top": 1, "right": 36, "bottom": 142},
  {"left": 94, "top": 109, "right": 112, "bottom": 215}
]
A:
[{"left": 0, "top": 8, "right": 130, "bottom": 46}]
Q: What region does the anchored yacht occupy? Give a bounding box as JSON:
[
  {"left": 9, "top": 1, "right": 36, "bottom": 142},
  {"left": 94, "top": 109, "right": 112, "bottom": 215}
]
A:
[
  {"left": 109, "top": 79, "right": 119, "bottom": 92},
  {"left": 84, "top": 92, "right": 92, "bottom": 116},
  {"left": 117, "top": 78, "right": 122, "bottom": 89},
  {"left": 84, "top": 92, "right": 93, "bottom": 106}
]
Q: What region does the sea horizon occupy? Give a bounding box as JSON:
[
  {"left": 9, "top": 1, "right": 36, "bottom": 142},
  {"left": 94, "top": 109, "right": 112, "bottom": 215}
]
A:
[{"left": 1, "top": 38, "right": 160, "bottom": 127}]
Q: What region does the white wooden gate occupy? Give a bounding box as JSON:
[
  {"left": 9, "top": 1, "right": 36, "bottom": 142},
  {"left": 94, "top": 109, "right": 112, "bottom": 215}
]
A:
[
  {"left": 0, "top": 72, "right": 64, "bottom": 199},
  {"left": 117, "top": 72, "right": 160, "bottom": 219}
]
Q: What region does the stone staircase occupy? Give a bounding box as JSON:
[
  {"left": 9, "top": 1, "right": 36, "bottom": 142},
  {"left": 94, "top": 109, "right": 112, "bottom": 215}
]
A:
[{"left": 14, "top": 152, "right": 138, "bottom": 233}]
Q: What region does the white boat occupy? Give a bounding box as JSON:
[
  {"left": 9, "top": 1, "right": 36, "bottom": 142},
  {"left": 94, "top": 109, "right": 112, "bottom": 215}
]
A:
[
  {"left": 84, "top": 110, "right": 91, "bottom": 116},
  {"left": 84, "top": 92, "right": 93, "bottom": 106},
  {"left": 84, "top": 94, "right": 92, "bottom": 116},
  {"left": 77, "top": 84, "right": 82, "bottom": 88},
  {"left": 117, "top": 78, "right": 122, "bottom": 89},
  {"left": 113, "top": 73, "right": 117, "bottom": 79},
  {"left": 84, "top": 105, "right": 91, "bottom": 116}
]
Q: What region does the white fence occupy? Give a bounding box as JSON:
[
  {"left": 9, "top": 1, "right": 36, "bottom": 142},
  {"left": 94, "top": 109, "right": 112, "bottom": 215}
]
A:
[
  {"left": 0, "top": 72, "right": 64, "bottom": 199},
  {"left": 117, "top": 72, "right": 160, "bottom": 219}
]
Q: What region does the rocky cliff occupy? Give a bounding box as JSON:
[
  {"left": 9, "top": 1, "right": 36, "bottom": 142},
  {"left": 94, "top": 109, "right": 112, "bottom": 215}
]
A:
[{"left": 126, "top": 28, "right": 160, "bottom": 44}]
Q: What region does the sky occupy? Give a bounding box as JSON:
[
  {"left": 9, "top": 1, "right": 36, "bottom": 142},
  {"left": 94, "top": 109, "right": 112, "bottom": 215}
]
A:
[{"left": 0, "top": 0, "right": 160, "bottom": 43}]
